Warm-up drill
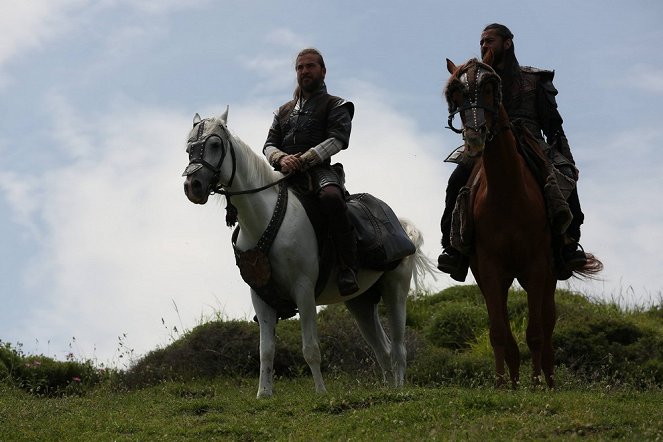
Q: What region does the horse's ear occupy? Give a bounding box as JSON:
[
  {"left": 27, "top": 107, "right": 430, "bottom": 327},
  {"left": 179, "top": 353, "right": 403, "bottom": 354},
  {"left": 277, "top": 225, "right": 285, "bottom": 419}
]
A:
[
  {"left": 482, "top": 49, "right": 494, "bottom": 67},
  {"left": 193, "top": 113, "right": 202, "bottom": 127},
  {"left": 446, "top": 58, "right": 457, "bottom": 74},
  {"left": 220, "top": 105, "right": 229, "bottom": 124}
]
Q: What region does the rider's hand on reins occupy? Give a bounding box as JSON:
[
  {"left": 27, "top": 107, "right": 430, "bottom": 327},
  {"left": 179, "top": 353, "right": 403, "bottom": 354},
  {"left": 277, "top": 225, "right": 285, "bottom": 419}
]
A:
[{"left": 279, "top": 154, "right": 304, "bottom": 173}]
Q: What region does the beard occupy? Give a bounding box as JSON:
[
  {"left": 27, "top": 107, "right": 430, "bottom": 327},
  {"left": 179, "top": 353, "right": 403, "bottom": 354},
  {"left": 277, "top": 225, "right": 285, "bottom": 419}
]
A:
[
  {"left": 482, "top": 46, "right": 504, "bottom": 67},
  {"left": 299, "top": 75, "right": 324, "bottom": 94}
]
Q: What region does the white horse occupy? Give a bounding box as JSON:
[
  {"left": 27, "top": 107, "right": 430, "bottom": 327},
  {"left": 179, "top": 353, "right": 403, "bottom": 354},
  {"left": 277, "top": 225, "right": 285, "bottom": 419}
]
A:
[{"left": 182, "top": 108, "right": 434, "bottom": 398}]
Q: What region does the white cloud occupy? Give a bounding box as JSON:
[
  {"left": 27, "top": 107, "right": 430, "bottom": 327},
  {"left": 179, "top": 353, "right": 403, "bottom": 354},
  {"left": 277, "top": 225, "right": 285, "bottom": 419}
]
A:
[
  {"left": 5, "top": 80, "right": 453, "bottom": 365},
  {"left": 0, "top": 0, "right": 90, "bottom": 88},
  {"left": 563, "top": 126, "right": 663, "bottom": 304},
  {"left": 266, "top": 28, "right": 310, "bottom": 50},
  {"left": 622, "top": 64, "right": 663, "bottom": 94},
  {"left": 9, "top": 100, "right": 253, "bottom": 366}
]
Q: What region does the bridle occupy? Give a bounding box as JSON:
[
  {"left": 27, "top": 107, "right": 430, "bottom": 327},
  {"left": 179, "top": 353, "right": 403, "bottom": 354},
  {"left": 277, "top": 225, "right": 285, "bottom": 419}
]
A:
[
  {"left": 182, "top": 118, "right": 289, "bottom": 197},
  {"left": 445, "top": 59, "right": 504, "bottom": 142}
]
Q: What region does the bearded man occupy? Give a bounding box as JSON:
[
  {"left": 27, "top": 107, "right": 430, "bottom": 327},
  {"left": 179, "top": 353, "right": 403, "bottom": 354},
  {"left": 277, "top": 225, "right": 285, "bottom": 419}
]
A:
[
  {"left": 263, "top": 48, "right": 359, "bottom": 295},
  {"left": 438, "top": 23, "right": 587, "bottom": 281}
]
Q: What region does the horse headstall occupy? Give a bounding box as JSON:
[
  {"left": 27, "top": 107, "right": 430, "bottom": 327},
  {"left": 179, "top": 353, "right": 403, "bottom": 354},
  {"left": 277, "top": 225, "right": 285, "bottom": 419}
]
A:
[
  {"left": 444, "top": 59, "right": 502, "bottom": 134},
  {"left": 182, "top": 118, "right": 237, "bottom": 192}
]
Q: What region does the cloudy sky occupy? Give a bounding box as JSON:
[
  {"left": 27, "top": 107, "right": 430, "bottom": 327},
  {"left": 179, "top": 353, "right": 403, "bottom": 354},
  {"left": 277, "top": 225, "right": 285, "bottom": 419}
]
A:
[{"left": 1, "top": 0, "right": 661, "bottom": 367}]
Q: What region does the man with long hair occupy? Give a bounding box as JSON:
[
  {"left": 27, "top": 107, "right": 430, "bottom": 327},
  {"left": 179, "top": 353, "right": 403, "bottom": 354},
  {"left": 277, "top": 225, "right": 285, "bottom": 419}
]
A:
[
  {"left": 438, "top": 23, "right": 587, "bottom": 281},
  {"left": 263, "top": 48, "right": 359, "bottom": 295}
]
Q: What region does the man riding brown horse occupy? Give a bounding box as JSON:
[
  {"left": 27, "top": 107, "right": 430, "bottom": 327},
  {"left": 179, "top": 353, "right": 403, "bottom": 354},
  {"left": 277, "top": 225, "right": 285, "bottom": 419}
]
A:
[{"left": 438, "top": 23, "right": 588, "bottom": 281}]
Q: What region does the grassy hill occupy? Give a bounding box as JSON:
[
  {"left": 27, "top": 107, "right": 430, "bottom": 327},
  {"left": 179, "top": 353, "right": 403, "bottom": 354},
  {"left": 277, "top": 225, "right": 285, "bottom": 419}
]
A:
[
  {"left": 2, "top": 285, "right": 662, "bottom": 440},
  {"left": 5, "top": 284, "right": 662, "bottom": 395}
]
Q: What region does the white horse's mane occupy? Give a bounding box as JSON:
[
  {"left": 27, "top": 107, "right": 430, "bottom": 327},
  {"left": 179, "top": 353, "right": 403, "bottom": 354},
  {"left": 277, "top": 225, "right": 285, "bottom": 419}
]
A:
[
  {"left": 227, "top": 127, "right": 281, "bottom": 186},
  {"left": 207, "top": 116, "right": 281, "bottom": 187}
]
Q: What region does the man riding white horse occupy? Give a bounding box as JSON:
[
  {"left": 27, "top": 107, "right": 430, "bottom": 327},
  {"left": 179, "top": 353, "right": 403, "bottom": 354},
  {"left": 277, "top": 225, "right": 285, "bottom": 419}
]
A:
[{"left": 263, "top": 48, "right": 359, "bottom": 296}]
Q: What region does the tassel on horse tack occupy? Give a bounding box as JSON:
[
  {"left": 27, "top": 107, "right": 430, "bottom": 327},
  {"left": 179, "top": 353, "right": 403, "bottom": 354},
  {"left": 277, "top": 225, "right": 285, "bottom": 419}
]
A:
[{"left": 225, "top": 198, "right": 238, "bottom": 227}]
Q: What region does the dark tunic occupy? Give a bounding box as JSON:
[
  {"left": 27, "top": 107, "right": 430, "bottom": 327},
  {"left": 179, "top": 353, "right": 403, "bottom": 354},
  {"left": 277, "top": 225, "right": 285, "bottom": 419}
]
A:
[
  {"left": 264, "top": 85, "right": 354, "bottom": 160},
  {"left": 501, "top": 66, "right": 575, "bottom": 167},
  {"left": 263, "top": 84, "right": 354, "bottom": 192}
]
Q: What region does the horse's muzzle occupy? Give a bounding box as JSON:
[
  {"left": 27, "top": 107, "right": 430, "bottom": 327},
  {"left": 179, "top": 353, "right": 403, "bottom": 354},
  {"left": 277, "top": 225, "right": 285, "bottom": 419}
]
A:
[{"left": 183, "top": 177, "right": 209, "bottom": 204}]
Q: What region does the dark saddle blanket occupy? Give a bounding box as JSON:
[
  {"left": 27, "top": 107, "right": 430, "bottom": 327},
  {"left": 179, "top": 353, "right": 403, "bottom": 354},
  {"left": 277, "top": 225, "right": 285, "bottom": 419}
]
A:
[
  {"left": 300, "top": 190, "right": 416, "bottom": 273},
  {"left": 346, "top": 193, "right": 416, "bottom": 269}
]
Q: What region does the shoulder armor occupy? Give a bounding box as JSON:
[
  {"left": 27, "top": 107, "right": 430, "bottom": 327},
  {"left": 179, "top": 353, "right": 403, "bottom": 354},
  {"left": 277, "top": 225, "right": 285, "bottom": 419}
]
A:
[
  {"left": 275, "top": 99, "right": 297, "bottom": 118},
  {"left": 521, "top": 65, "right": 555, "bottom": 81},
  {"left": 329, "top": 96, "right": 355, "bottom": 119}
]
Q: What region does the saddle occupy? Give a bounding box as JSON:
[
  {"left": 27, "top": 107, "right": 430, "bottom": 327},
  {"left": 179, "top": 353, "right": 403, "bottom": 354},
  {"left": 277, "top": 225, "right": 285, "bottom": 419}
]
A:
[
  {"left": 448, "top": 125, "right": 576, "bottom": 280},
  {"left": 232, "top": 180, "right": 416, "bottom": 321}
]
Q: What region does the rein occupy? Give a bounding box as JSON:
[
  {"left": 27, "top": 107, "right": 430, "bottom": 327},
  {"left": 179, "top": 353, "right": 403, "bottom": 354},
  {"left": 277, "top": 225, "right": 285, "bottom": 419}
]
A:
[
  {"left": 213, "top": 173, "right": 290, "bottom": 197},
  {"left": 185, "top": 118, "right": 292, "bottom": 226}
]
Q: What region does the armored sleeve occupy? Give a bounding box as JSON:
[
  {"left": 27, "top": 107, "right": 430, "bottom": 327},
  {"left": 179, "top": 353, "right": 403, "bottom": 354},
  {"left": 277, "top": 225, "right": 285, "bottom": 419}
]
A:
[
  {"left": 537, "top": 74, "right": 575, "bottom": 163},
  {"left": 263, "top": 111, "right": 288, "bottom": 168},
  {"left": 326, "top": 99, "right": 354, "bottom": 149},
  {"left": 263, "top": 112, "right": 283, "bottom": 154}
]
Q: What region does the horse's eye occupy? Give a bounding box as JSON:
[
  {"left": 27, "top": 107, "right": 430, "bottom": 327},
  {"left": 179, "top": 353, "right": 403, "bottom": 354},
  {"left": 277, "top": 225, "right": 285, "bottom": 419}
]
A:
[{"left": 207, "top": 138, "right": 222, "bottom": 151}]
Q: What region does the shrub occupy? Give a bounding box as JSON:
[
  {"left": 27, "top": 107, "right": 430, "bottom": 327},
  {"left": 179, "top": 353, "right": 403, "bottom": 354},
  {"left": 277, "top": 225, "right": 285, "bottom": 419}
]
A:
[
  {"left": 0, "top": 341, "right": 101, "bottom": 396},
  {"left": 425, "top": 303, "right": 487, "bottom": 350},
  {"left": 122, "top": 320, "right": 262, "bottom": 387}
]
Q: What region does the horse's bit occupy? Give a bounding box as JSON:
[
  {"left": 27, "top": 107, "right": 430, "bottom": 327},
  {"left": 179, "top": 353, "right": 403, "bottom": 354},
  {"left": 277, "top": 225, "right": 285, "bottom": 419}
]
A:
[
  {"left": 182, "top": 119, "right": 289, "bottom": 198},
  {"left": 446, "top": 60, "right": 502, "bottom": 139}
]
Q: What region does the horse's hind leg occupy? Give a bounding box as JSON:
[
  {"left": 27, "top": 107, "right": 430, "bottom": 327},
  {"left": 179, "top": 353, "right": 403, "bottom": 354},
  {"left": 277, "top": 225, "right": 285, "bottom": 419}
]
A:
[
  {"left": 524, "top": 288, "right": 545, "bottom": 385},
  {"left": 344, "top": 288, "right": 394, "bottom": 385},
  {"left": 541, "top": 283, "right": 557, "bottom": 387},
  {"left": 521, "top": 273, "right": 556, "bottom": 388},
  {"left": 252, "top": 290, "right": 278, "bottom": 398},
  {"left": 380, "top": 262, "right": 413, "bottom": 386},
  {"left": 502, "top": 298, "right": 520, "bottom": 388}
]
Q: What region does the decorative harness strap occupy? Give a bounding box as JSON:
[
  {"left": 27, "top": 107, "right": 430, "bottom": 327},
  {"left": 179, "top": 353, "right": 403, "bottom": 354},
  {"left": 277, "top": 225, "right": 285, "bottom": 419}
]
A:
[
  {"left": 231, "top": 181, "right": 298, "bottom": 321},
  {"left": 231, "top": 181, "right": 288, "bottom": 288}
]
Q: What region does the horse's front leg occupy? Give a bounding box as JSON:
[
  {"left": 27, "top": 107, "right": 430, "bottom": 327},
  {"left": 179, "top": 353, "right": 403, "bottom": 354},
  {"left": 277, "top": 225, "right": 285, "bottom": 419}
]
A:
[
  {"left": 296, "top": 283, "right": 327, "bottom": 394},
  {"left": 251, "top": 290, "right": 278, "bottom": 399}
]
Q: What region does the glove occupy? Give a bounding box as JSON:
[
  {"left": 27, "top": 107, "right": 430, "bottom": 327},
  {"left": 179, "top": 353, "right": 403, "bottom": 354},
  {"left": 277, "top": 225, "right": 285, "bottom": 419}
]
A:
[{"left": 299, "top": 149, "right": 322, "bottom": 170}]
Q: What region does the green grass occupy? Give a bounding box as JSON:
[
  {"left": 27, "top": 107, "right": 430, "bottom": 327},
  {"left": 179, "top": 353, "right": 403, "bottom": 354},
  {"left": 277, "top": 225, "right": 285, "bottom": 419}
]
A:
[
  {"left": 1, "top": 376, "right": 662, "bottom": 441},
  {"left": 3, "top": 285, "right": 663, "bottom": 440}
]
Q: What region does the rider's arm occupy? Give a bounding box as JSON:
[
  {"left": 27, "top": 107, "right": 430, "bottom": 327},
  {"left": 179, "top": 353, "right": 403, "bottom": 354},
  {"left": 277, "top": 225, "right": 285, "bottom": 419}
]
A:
[
  {"left": 538, "top": 75, "right": 575, "bottom": 164},
  {"left": 263, "top": 113, "right": 288, "bottom": 170}
]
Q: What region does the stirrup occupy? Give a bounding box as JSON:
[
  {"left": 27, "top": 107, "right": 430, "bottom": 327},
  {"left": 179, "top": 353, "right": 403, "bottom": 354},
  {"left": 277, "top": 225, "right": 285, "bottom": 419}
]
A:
[
  {"left": 338, "top": 267, "right": 359, "bottom": 296},
  {"left": 563, "top": 242, "right": 587, "bottom": 269},
  {"left": 437, "top": 251, "right": 469, "bottom": 282}
]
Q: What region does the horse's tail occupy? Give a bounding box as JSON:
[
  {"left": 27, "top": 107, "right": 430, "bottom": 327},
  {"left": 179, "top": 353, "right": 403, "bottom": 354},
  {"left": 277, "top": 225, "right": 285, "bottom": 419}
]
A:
[
  {"left": 572, "top": 252, "right": 604, "bottom": 279},
  {"left": 398, "top": 218, "right": 437, "bottom": 293}
]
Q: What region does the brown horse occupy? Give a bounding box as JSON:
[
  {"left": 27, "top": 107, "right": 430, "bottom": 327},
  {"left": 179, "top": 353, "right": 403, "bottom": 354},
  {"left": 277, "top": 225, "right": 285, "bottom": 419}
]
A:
[{"left": 444, "top": 53, "right": 602, "bottom": 388}]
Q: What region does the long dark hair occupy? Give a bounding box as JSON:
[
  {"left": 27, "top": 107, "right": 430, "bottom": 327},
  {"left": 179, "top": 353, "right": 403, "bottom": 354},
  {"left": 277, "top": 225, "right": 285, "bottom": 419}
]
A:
[
  {"left": 483, "top": 23, "right": 520, "bottom": 108},
  {"left": 293, "top": 48, "right": 326, "bottom": 100},
  {"left": 483, "top": 23, "right": 519, "bottom": 73}
]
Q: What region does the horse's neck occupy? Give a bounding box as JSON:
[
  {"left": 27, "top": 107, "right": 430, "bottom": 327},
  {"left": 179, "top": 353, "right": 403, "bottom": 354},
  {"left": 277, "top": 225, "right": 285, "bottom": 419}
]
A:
[
  {"left": 226, "top": 138, "right": 282, "bottom": 239},
  {"left": 482, "top": 107, "right": 527, "bottom": 194}
]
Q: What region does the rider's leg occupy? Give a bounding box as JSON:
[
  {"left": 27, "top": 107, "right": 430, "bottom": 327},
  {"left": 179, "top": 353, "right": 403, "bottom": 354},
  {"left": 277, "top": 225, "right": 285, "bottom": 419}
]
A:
[
  {"left": 438, "top": 164, "right": 471, "bottom": 274},
  {"left": 562, "top": 187, "right": 587, "bottom": 268},
  {"left": 319, "top": 184, "right": 359, "bottom": 296}
]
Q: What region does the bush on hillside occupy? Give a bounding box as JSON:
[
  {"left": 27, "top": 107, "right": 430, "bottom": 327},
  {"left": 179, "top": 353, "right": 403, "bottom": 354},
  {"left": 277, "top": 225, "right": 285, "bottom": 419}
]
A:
[
  {"left": 115, "top": 286, "right": 663, "bottom": 389},
  {"left": 0, "top": 341, "right": 101, "bottom": 396}
]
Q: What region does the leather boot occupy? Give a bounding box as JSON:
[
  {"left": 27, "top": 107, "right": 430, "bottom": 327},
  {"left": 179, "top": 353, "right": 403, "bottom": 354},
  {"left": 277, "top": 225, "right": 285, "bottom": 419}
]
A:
[
  {"left": 543, "top": 173, "right": 573, "bottom": 235},
  {"left": 333, "top": 227, "right": 359, "bottom": 296},
  {"left": 562, "top": 238, "right": 587, "bottom": 270},
  {"left": 437, "top": 249, "right": 469, "bottom": 282},
  {"left": 437, "top": 249, "right": 462, "bottom": 273}
]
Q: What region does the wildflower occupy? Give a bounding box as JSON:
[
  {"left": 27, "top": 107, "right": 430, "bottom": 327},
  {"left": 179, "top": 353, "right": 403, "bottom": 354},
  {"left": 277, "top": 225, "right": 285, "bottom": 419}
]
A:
[{"left": 72, "top": 376, "right": 81, "bottom": 383}]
